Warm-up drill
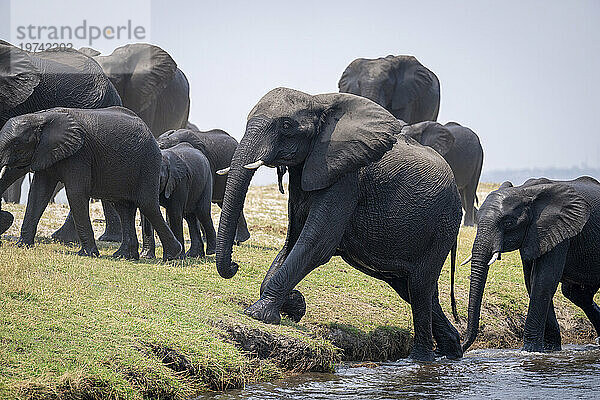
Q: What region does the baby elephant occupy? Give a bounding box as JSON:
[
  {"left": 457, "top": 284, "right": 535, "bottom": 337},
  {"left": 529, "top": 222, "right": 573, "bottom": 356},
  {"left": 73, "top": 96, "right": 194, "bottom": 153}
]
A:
[
  {"left": 141, "top": 143, "right": 216, "bottom": 258},
  {"left": 0, "top": 107, "right": 182, "bottom": 260}
]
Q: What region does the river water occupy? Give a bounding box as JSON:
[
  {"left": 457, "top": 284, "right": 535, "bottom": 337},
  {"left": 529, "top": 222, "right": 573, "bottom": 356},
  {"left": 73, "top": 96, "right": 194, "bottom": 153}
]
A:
[{"left": 201, "top": 345, "right": 600, "bottom": 399}]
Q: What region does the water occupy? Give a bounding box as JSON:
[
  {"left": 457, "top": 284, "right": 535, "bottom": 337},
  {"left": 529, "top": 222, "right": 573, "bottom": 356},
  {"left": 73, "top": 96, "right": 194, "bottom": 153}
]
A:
[{"left": 200, "top": 345, "right": 600, "bottom": 399}]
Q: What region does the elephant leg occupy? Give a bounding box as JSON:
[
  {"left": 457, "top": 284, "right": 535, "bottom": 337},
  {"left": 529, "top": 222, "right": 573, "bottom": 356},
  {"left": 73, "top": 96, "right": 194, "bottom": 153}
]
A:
[
  {"left": 522, "top": 242, "right": 567, "bottom": 352},
  {"left": 245, "top": 180, "right": 356, "bottom": 325},
  {"left": 166, "top": 205, "right": 185, "bottom": 259},
  {"left": 406, "top": 274, "right": 436, "bottom": 361},
  {"left": 18, "top": 172, "right": 59, "bottom": 246},
  {"left": 138, "top": 201, "right": 182, "bottom": 261},
  {"left": 431, "top": 285, "right": 462, "bottom": 359},
  {"left": 195, "top": 201, "right": 216, "bottom": 256},
  {"left": 523, "top": 257, "right": 561, "bottom": 351},
  {"left": 49, "top": 181, "right": 64, "bottom": 203},
  {"left": 185, "top": 214, "right": 204, "bottom": 257},
  {"left": 140, "top": 214, "right": 156, "bottom": 259},
  {"left": 98, "top": 200, "right": 123, "bottom": 242},
  {"left": 462, "top": 186, "right": 477, "bottom": 227},
  {"left": 562, "top": 282, "right": 600, "bottom": 337},
  {"left": 64, "top": 186, "right": 98, "bottom": 257},
  {"left": 112, "top": 202, "right": 139, "bottom": 260},
  {"left": 2, "top": 176, "right": 24, "bottom": 203},
  {"left": 51, "top": 211, "right": 80, "bottom": 244}
]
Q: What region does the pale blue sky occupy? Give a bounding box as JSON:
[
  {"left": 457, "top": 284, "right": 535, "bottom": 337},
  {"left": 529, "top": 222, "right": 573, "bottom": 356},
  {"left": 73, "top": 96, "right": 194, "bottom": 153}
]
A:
[{"left": 2, "top": 0, "right": 600, "bottom": 186}]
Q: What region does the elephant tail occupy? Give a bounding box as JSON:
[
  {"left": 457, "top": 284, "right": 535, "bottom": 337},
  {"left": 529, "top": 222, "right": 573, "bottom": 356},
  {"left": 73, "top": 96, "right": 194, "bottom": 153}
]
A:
[{"left": 450, "top": 239, "right": 459, "bottom": 323}]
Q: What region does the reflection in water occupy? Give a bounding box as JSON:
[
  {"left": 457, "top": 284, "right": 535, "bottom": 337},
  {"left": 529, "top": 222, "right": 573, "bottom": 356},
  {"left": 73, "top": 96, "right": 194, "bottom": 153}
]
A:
[{"left": 199, "top": 345, "right": 600, "bottom": 400}]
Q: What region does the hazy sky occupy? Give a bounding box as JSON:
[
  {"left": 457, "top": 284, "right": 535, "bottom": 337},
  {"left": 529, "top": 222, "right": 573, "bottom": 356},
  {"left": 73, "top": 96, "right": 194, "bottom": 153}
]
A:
[{"left": 2, "top": 0, "right": 600, "bottom": 186}]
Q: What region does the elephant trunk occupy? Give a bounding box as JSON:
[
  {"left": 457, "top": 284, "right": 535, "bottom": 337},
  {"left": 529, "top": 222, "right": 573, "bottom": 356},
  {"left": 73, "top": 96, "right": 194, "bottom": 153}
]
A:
[
  {"left": 462, "top": 225, "right": 502, "bottom": 352},
  {"left": 215, "top": 122, "right": 267, "bottom": 279}
]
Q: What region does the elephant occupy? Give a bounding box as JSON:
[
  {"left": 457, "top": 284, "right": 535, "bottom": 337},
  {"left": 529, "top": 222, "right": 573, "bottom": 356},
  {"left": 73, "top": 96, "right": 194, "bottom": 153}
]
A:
[
  {"left": 141, "top": 142, "right": 216, "bottom": 258},
  {"left": 215, "top": 88, "right": 463, "bottom": 361},
  {"left": 0, "top": 40, "right": 122, "bottom": 241},
  {"left": 0, "top": 107, "right": 182, "bottom": 261},
  {"left": 52, "top": 43, "right": 192, "bottom": 244},
  {"left": 461, "top": 177, "right": 600, "bottom": 353},
  {"left": 401, "top": 121, "right": 483, "bottom": 226},
  {"left": 338, "top": 55, "right": 440, "bottom": 124},
  {"left": 157, "top": 128, "right": 250, "bottom": 243}
]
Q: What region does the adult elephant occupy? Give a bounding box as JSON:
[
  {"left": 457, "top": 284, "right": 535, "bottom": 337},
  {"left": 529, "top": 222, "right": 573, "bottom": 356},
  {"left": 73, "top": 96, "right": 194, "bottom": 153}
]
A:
[
  {"left": 0, "top": 40, "right": 122, "bottom": 240},
  {"left": 53, "top": 43, "right": 192, "bottom": 243},
  {"left": 156, "top": 128, "right": 250, "bottom": 243},
  {"left": 461, "top": 177, "right": 600, "bottom": 353},
  {"left": 338, "top": 55, "right": 440, "bottom": 124},
  {"left": 216, "top": 88, "right": 463, "bottom": 361},
  {"left": 401, "top": 121, "right": 483, "bottom": 226},
  {"left": 0, "top": 107, "right": 182, "bottom": 260}
]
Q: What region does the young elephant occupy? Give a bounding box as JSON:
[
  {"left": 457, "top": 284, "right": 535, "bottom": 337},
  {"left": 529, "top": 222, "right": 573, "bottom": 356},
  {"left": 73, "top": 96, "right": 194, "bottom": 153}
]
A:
[
  {"left": 401, "top": 121, "right": 483, "bottom": 226},
  {"left": 141, "top": 143, "right": 216, "bottom": 258},
  {"left": 0, "top": 107, "right": 182, "bottom": 260},
  {"left": 216, "top": 88, "right": 463, "bottom": 361},
  {"left": 462, "top": 177, "right": 600, "bottom": 353}
]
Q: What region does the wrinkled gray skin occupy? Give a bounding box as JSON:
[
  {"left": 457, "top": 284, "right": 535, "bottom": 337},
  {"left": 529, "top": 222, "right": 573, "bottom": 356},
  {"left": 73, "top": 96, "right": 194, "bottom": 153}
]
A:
[
  {"left": 157, "top": 128, "right": 250, "bottom": 243},
  {"left": 141, "top": 143, "right": 216, "bottom": 259},
  {"left": 462, "top": 177, "right": 600, "bottom": 353},
  {"left": 339, "top": 55, "right": 440, "bottom": 124},
  {"left": 216, "top": 88, "right": 462, "bottom": 361},
  {"left": 52, "top": 43, "right": 191, "bottom": 244},
  {"left": 401, "top": 121, "right": 483, "bottom": 226},
  {"left": 0, "top": 40, "right": 121, "bottom": 242},
  {"left": 0, "top": 107, "right": 182, "bottom": 261}
]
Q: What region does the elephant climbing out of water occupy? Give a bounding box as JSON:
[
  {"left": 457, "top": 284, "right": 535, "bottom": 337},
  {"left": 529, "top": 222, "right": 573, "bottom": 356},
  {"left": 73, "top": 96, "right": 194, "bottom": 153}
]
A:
[
  {"left": 401, "top": 121, "right": 483, "bottom": 226},
  {"left": 215, "top": 88, "right": 463, "bottom": 361},
  {"left": 461, "top": 177, "right": 600, "bottom": 353},
  {"left": 338, "top": 55, "right": 440, "bottom": 124}
]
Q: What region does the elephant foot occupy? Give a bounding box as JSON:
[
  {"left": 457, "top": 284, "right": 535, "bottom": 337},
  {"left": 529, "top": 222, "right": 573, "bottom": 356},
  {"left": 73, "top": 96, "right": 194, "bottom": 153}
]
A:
[
  {"left": 140, "top": 247, "right": 155, "bottom": 259},
  {"left": 0, "top": 210, "right": 14, "bottom": 234},
  {"left": 78, "top": 246, "right": 99, "bottom": 257},
  {"left": 245, "top": 297, "right": 282, "bottom": 325},
  {"left": 280, "top": 290, "right": 307, "bottom": 323},
  {"left": 16, "top": 238, "right": 34, "bottom": 248},
  {"left": 409, "top": 343, "right": 435, "bottom": 362},
  {"left": 186, "top": 247, "right": 205, "bottom": 258},
  {"left": 205, "top": 244, "right": 215, "bottom": 255},
  {"left": 98, "top": 229, "right": 122, "bottom": 243},
  {"left": 162, "top": 240, "right": 183, "bottom": 261},
  {"left": 434, "top": 334, "right": 463, "bottom": 360},
  {"left": 51, "top": 224, "right": 80, "bottom": 244},
  {"left": 113, "top": 244, "right": 139, "bottom": 260},
  {"left": 234, "top": 229, "right": 250, "bottom": 244},
  {"left": 521, "top": 341, "right": 545, "bottom": 353},
  {"left": 543, "top": 341, "right": 562, "bottom": 352}
]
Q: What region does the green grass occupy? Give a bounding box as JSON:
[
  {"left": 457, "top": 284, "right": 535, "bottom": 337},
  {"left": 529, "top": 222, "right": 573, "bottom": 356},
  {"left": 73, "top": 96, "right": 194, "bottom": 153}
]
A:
[{"left": 0, "top": 183, "right": 598, "bottom": 398}]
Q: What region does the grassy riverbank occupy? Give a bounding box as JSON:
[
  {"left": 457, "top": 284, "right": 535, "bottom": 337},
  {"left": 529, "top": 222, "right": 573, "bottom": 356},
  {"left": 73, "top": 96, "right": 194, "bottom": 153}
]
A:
[{"left": 0, "top": 183, "right": 598, "bottom": 399}]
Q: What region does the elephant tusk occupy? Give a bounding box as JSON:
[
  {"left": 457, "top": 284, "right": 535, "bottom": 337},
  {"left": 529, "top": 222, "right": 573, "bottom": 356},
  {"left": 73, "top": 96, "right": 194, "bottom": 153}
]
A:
[
  {"left": 216, "top": 167, "right": 230, "bottom": 175},
  {"left": 488, "top": 252, "right": 500, "bottom": 266},
  {"left": 243, "top": 160, "right": 264, "bottom": 170},
  {"left": 0, "top": 166, "right": 7, "bottom": 180},
  {"left": 460, "top": 254, "right": 472, "bottom": 266}
]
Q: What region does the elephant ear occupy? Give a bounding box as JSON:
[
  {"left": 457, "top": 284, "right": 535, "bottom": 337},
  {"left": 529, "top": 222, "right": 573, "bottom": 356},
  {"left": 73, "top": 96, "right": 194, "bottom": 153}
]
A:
[
  {"left": 390, "top": 57, "right": 434, "bottom": 111},
  {"left": 302, "top": 94, "right": 400, "bottom": 191},
  {"left": 338, "top": 59, "right": 363, "bottom": 93},
  {"left": 127, "top": 45, "right": 177, "bottom": 111},
  {"left": 31, "top": 111, "right": 84, "bottom": 171},
  {"left": 0, "top": 43, "right": 40, "bottom": 108},
  {"left": 520, "top": 182, "right": 591, "bottom": 260},
  {"left": 401, "top": 121, "right": 454, "bottom": 156},
  {"left": 162, "top": 151, "right": 187, "bottom": 198}
]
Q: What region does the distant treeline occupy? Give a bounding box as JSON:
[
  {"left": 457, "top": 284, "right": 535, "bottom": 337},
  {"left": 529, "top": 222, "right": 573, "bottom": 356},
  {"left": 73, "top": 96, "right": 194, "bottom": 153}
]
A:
[{"left": 481, "top": 166, "right": 600, "bottom": 185}]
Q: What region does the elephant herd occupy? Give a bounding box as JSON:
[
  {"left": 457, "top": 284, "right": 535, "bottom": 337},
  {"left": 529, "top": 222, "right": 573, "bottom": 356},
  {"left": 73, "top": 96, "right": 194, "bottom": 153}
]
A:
[{"left": 0, "top": 40, "right": 599, "bottom": 362}]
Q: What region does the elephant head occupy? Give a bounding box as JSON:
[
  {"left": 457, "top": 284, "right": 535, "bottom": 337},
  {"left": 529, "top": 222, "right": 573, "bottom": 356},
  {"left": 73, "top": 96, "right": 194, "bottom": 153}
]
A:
[
  {"left": 0, "top": 41, "right": 41, "bottom": 112},
  {"left": 159, "top": 146, "right": 188, "bottom": 199},
  {"left": 462, "top": 179, "right": 591, "bottom": 352},
  {"left": 338, "top": 55, "right": 434, "bottom": 118},
  {"left": 215, "top": 87, "right": 401, "bottom": 279},
  {"left": 401, "top": 121, "right": 454, "bottom": 156},
  {"left": 90, "top": 44, "right": 177, "bottom": 112},
  {"left": 0, "top": 109, "right": 84, "bottom": 174}
]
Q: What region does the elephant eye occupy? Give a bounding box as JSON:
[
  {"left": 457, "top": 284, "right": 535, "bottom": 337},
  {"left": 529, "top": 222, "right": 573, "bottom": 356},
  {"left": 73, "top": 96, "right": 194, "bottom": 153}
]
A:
[{"left": 282, "top": 120, "right": 292, "bottom": 130}]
